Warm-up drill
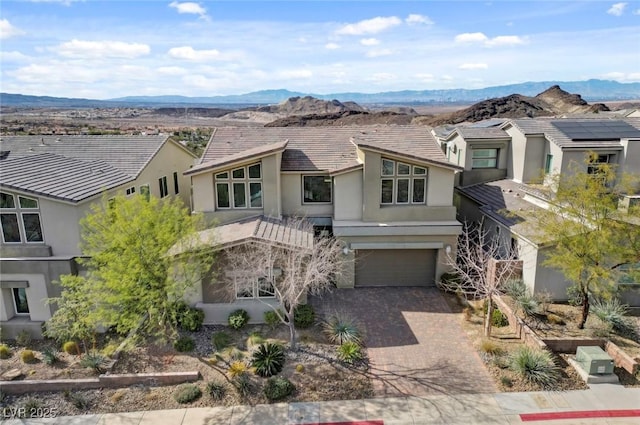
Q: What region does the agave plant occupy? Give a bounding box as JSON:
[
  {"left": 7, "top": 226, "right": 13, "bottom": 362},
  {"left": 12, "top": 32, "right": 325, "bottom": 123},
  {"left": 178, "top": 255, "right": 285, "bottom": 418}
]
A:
[
  {"left": 509, "top": 346, "right": 559, "bottom": 388},
  {"left": 251, "top": 342, "right": 285, "bottom": 377},
  {"left": 322, "top": 314, "right": 363, "bottom": 345}
]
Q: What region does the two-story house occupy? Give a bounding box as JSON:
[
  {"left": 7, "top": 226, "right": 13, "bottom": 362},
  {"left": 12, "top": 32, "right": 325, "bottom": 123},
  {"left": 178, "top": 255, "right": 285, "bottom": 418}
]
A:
[
  {"left": 0, "top": 135, "right": 197, "bottom": 338},
  {"left": 182, "top": 126, "right": 464, "bottom": 323},
  {"left": 449, "top": 118, "right": 640, "bottom": 303}
]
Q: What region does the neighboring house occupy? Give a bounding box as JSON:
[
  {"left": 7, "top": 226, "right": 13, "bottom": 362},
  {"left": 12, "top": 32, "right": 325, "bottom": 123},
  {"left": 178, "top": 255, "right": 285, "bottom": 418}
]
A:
[
  {"left": 183, "top": 126, "right": 464, "bottom": 323},
  {"left": 450, "top": 118, "right": 640, "bottom": 304},
  {"left": 0, "top": 135, "right": 197, "bottom": 338}
]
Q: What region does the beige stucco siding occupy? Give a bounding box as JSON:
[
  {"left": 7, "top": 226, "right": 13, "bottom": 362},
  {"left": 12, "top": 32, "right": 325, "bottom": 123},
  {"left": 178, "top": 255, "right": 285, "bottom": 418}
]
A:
[
  {"left": 38, "top": 198, "right": 84, "bottom": 256},
  {"left": 281, "top": 173, "right": 333, "bottom": 217},
  {"left": 620, "top": 139, "right": 640, "bottom": 176},
  {"left": 191, "top": 173, "right": 215, "bottom": 212},
  {"left": 333, "top": 170, "right": 363, "bottom": 221}
]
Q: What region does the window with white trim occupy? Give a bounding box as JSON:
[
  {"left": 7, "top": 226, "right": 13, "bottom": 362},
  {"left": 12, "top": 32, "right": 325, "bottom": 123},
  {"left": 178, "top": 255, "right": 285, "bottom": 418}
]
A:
[
  {"left": 380, "top": 159, "right": 427, "bottom": 205},
  {"left": 235, "top": 276, "right": 276, "bottom": 299},
  {"left": 125, "top": 186, "right": 136, "bottom": 196},
  {"left": 215, "top": 163, "right": 262, "bottom": 210},
  {"left": 139, "top": 184, "right": 150, "bottom": 201},
  {"left": 303, "top": 175, "right": 332, "bottom": 203},
  {"left": 0, "top": 192, "right": 43, "bottom": 243},
  {"left": 472, "top": 148, "right": 498, "bottom": 169},
  {"left": 12, "top": 287, "right": 29, "bottom": 314},
  {"left": 159, "top": 176, "right": 169, "bottom": 198}
]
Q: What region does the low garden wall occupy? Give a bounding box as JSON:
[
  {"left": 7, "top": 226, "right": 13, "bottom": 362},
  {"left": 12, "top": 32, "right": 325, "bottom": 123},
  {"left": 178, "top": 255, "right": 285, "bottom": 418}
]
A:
[
  {"left": 0, "top": 371, "right": 199, "bottom": 395},
  {"left": 493, "top": 295, "right": 638, "bottom": 375}
]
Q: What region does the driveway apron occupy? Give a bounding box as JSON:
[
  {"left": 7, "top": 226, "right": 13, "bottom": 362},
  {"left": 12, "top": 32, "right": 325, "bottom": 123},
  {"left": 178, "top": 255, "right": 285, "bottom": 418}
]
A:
[{"left": 311, "top": 287, "right": 497, "bottom": 397}]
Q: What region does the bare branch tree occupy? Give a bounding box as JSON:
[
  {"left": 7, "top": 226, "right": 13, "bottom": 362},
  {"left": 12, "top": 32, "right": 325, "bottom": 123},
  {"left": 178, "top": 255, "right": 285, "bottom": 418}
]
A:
[
  {"left": 220, "top": 217, "right": 346, "bottom": 349},
  {"left": 439, "top": 220, "right": 520, "bottom": 337}
]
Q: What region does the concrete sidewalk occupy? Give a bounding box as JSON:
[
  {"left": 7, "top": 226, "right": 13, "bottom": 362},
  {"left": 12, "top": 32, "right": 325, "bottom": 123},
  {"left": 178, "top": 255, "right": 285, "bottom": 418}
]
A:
[{"left": 3, "top": 385, "right": 639, "bottom": 424}]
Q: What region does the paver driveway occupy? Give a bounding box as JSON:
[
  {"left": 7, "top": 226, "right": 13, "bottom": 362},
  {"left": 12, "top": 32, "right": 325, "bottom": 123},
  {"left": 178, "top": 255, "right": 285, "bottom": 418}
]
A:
[{"left": 311, "top": 287, "right": 497, "bottom": 397}]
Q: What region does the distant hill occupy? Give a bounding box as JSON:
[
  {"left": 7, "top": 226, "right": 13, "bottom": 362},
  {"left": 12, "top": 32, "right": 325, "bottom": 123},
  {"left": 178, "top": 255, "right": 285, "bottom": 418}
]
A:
[
  {"left": 3, "top": 79, "right": 640, "bottom": 108},
  {"left": 417, "top": 85, "right": 610, "bottom": 126}
]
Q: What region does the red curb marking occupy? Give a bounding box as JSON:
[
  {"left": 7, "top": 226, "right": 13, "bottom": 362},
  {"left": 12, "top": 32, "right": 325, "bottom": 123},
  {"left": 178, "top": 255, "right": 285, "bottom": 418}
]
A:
[
  {"left": 300, "top": 421, "right": 384, "bottom": 425},
  {"left": 520, "top": 409, "right": 640, "bottom": 421}
]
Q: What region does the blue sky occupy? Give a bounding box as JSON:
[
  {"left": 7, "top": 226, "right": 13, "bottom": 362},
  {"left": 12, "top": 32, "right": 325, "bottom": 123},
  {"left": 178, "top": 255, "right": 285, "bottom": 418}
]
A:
[{"left": 1, "top": 1, "right": 638, "bottom": 99}]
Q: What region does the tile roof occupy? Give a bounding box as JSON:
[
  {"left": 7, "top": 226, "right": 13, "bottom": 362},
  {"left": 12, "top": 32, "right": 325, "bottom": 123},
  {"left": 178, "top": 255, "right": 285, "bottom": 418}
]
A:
[
  {"left": 171, "top": 215, "right": 314, "bottom": 255},
  {"left": 185, "top": 140, "right": 287, "bottom": 176},
  {"left": 0, "top": 135, "right": 170, "bottom": 177},
  {"left": 505, "top": 119, "right": 628, "bottom": 149},
  {"left": 0, "top": 153, "right": 132, "bottom": 202},
  {"left": 200, "top": 126, "right": 457, "bottom": 172},
  {"left": 449, "top": 126, "right": 510, "bottom": 140}
]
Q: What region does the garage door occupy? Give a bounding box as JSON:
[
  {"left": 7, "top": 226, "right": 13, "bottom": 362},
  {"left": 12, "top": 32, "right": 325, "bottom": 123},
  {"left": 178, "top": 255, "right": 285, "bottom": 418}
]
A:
[{"left": 355, "top": 249, "right": 437, "bottom": 287}]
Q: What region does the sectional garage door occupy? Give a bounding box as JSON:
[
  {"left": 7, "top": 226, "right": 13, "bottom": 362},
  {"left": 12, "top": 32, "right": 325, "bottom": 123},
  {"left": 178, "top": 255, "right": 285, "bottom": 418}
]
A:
[{"left": 354, "top": 249, "right": 437, "bottom": 287}]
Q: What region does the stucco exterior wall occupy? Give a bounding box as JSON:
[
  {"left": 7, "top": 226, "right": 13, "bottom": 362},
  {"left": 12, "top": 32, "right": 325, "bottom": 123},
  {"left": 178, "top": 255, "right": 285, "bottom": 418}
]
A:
[
  {"left": 281, "top": 173, "right": 333, "bottom": 217},
  {"left": 333, "top": 170, "right": 363, "bottom": 221},
  {"left": 620, "top": 139, "right": 640, "bottom": 176},
  {"left": 521, "top": 135, "right": 546, "bottom": 184}
]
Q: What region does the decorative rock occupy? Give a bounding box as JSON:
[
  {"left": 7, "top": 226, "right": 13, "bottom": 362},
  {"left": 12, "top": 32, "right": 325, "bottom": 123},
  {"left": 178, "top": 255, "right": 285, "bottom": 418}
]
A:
[{"left": 1, "top": 368, "right": 23, "bottom": 381}]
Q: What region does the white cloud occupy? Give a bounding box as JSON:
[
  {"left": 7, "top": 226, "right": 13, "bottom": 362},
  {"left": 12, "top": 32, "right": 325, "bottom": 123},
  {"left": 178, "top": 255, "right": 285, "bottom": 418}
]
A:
[
  {"left": 156, "top": 66, "right": 189, "bottom": 76},
  {"left": 54, "top": 39, "right": 150, "bottom": 58},
  {"left": 367, "top": 73, "right": 396, "bottom": 82},
  {"left": 168, "top": 46, "right": 220, "bottom": 61},
  {"left": 486, "top": 35, "right": 526, "bottom": 46},
  {"left": 455, "top": 32, "right": 526, "bottom": 47},
  {"left": 415, "top": 73, "right": 435, "bottom": 81},
  {"left": 26, "top": 0, "right": 79, "bottom": 4},
  {"left": 325, "top": 43, "right": 340, "bottom": 50},
  {"left": 602, "top": 71, "right": 640, "bottom": 81},
  {"left": 634, "top": 9, "right": 640, "bottom": 15},
  {"left": 454, "top": 32, "right": 489, "bottom": 43},
  {"left": 459, "top": 63, "right": 489, "bottom": 70},
  {"left": 607, "top": 2, "right": 627, "bottom": 16},
  {"left": 0, "top": 51, "right": 31, "bottom": 62},
  {"left": 405, "top": 14, "right": 433, "bottom": 25},
  {"left": 169, "top": 1, "right": 207, "bottom": 17},
  {"left": 278, "top": 69, "right": 313, "bottom": 79},
  {"left": 365, "top": 48, "right": 393, "bottom": 58},
  {"left": 360, "top": 38, "right": 380, "bottom": 46},
  {"left": 335, "top": 16, "right": 402, "bottom": 36},
  {"left": 0, "top": 19, "right": 25, "bottom": 40}
]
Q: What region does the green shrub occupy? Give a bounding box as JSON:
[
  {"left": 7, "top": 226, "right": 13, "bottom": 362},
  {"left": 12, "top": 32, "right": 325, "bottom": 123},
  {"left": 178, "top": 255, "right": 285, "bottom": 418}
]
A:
[
  {"left": 179, "top": 306, "right": 205, "bottom": 332},
  {"left": 322, "top": 314, "right": 362, "bottom": 345},
  {"left": 439, "top": 271, "right": 462, "bottom": 287},
  {"left": 491, "top": 309, "right": 509, "bottom": 327},
  {"left": 592, "top": 298, "right": 635, "bottom": 338},
  {"left": 500, "top": 376, "right": 513, "bottom": 388},
  {"left": 0, "top": 344, "right": 11, "bottom": 359},
  {"left": 21, "top": 399, "right": 42, "bottom": 417},
  {"left": 264, "top": 310, "right": 283, "bottom": 329},
  {"left": 20, "top": 349, "right": 36, "bottom": 364},
  {"left": 233, "top": 374, "right": 252, "bottom": 397},
  {"left": 509, "top": 346, "right": 559, "bottom": 388},
  {"left": 173, "top": 384, "right": 202, "bottom": 404},
  {"left": 66, "top": 392, "right": 89, "bottom": 410},
  {"left": 63, "top": 341, "right": 80, "bottom": 355},
  {"left": 503, "top": 279, "right": 527, "bottom": 299},
  {"left": 42, "top": 347, "right": 58, "bottom": 365},
  {"left": 174, "top": 336, "right": 195, "bottom": 352},
  {"left": 101, "top": 342, "right": 120, "bottom": 358},
  {"left": 80, "top": 352, "right": 106, "bottom": 374},
  {"left": 228, "top": 309, "right": 250, "bottom": 330},
  {"left": 251, "top": 342, "right": 285, "bottom": 377},
  {"left": 212, "top": 331, "right": 231, "bottom": 351},
  {"left": 16, "top": 330, "right": 32, "bottom": 347},
  {"left": 294, "top": 304, "right": 315, "bottom": 329},
  {"left": 337, "top": 341, "right": 362, "bottom": 364},
  {"left": 206, "top": 381, "right": 227, "bottom": 400},
  {"left": 263, "top": 376, "right": 295, "bottom": 401}
]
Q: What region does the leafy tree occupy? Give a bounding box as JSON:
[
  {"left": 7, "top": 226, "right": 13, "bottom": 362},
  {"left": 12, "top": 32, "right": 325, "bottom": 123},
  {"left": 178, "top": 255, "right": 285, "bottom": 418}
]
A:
[
  {"left": 48, "top": 194, "right": 214, "bottom": 343},
  {"left": 526, "top": 157, "right": 640, "bottom": 329},
  {"left": 440, "top": 220, "right": 520, "bottom": 337},
  {"left": 221, "top": 218, "right": 345, "bottom": 349}
]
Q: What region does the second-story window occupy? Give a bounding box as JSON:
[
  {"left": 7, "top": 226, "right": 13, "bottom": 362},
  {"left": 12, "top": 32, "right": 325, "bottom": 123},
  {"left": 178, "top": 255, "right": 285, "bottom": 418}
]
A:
[
  {"left": 0, "top": 192, "right": 44, "bottom": 243},
  {"left": 159, "top": 176, "right": 169, "bottom": 198},
  {"left": 303, "top": 175, "right": 332, "bottom": 203},
  {"left": 215, "top": 163, "right": 262, "bottom": 210},
  {"left": 472, "top": 148, "right": 498, "bottom": 169},
  {"left": 380, "top": 159, "right": 427, "bottom": 205}
]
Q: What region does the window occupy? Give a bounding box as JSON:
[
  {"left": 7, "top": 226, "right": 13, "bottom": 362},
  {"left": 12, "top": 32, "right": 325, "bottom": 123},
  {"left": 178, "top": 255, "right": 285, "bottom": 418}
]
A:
[
  {"left": 159, "top": 176, "right": 168, "bottom": 198},
  {"left": 173, "top": 172, "right": 179, "bottom": 195},
  {"left": 544, "top": 154, "right": 553, "bottom": 174},
  {"left": 215, "top": 163, "right": 262, "bottom": 210},
  {"left": 587, "top": 154, "right": 612, "bottom": 175},
  {"left": 472, "top": 148, "right": 498, "bottom": 169},
  {"left": 379, "top": 159, "right": 427, "bottom": 205},
  {"left": 12, "top": 288, "right": 29, "bottom": 314},
  {"left": 303, "top": 175, "right": 332, "bottom": 203},
  {"left": 139, "top": 184, "right": 150, "bottom": 201},
  {"left": 235, "top": 276, "right": 276, "bottom": 299},
  {"left": 125, "top": 186, "right": 136, "bottom": 196},
  {"left": 0, "top": 192, "right": 43, "bottom": 243}
]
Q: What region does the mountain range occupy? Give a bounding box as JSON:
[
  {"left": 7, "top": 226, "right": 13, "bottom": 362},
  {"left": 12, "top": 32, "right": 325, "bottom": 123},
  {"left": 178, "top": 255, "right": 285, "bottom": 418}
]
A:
[{"left": 2, "top": 79, "right": 639, "bottom": 108}]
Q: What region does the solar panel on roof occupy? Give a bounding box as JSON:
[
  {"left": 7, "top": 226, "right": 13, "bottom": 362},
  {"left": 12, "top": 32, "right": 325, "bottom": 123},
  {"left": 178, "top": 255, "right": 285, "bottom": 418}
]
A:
[{"left": 552, "top": 121, "right": 640, "bottom": 141}]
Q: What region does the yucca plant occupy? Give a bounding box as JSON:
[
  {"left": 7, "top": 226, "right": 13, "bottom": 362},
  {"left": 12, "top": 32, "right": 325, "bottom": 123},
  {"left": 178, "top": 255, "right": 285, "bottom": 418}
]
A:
[
  {"left": 509, "top": 346, "right": 559, "bottom": 388},
  {"left": 322, "top": 314, "right": 362, "bottom": 345},
  {"left": 251, "top": 342, "right": 285, "bottom": 377},
  {"left": 592, "top": 298, "right": 635, "bottom": 337}
]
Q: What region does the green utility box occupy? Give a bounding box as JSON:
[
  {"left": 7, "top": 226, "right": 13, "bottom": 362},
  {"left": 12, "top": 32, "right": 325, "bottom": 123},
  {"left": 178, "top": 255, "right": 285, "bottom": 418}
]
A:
[{"left": 576, "top": 346, "right": 614, "bottom": 375}]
